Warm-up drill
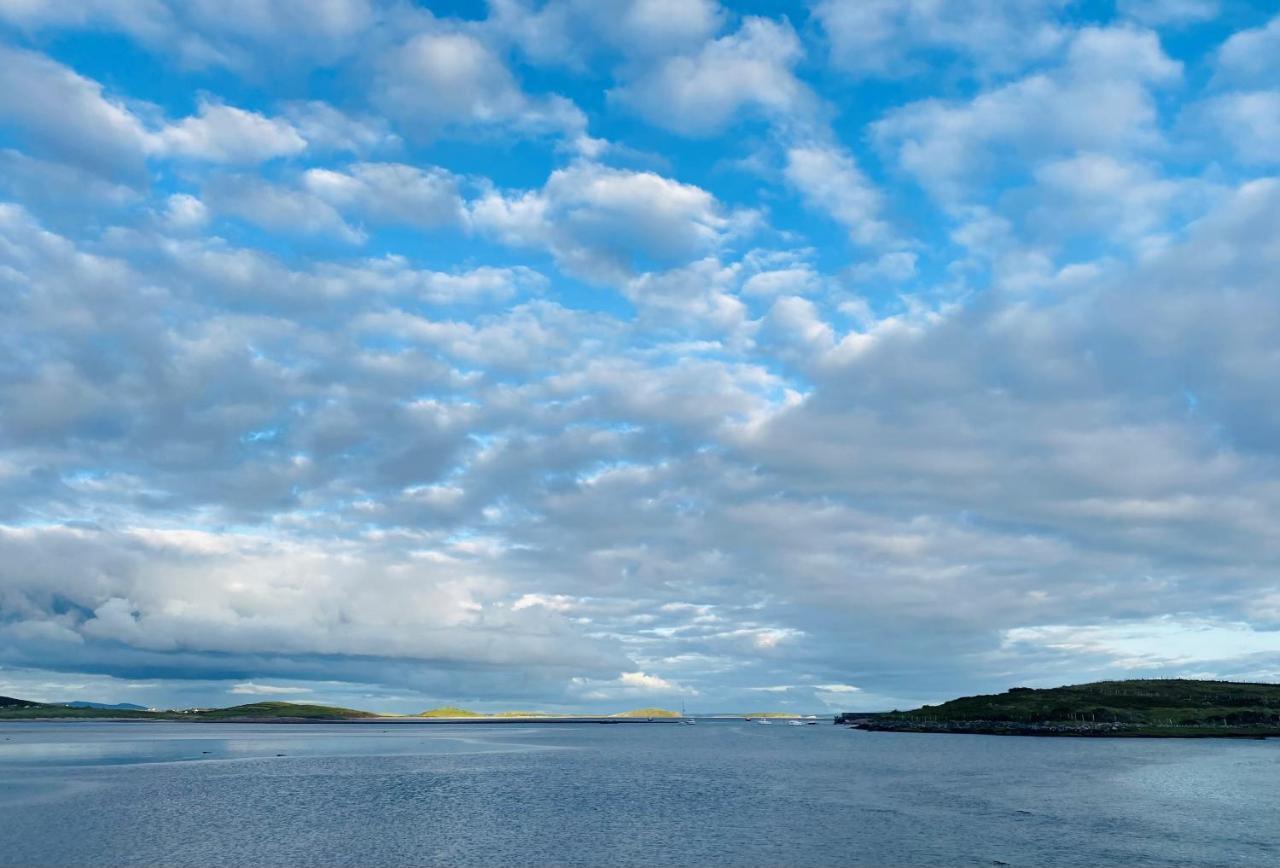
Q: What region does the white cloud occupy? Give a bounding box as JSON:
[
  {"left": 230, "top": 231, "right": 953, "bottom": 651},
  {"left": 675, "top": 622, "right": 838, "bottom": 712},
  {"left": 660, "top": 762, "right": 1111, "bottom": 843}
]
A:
[
  {"left": 1196, "top": 91, "right": 1280, "bottom": 166},
  {"left": 1028, "top": 153, "right": 1190, "bottom": 244},
  {"left": 229, "top": 681, "right": 313, "bottom": 695},
  {"left": 162, "top": 193, "right": 209, "bottom": 231},
  {"left": 618, "top": 671, "right": 676, "bottom": 691},
  {"left": 1214, "top": 14, "right": 1280, "bottom": 88},
  {"left": 279, "top": 101, "right": 397, "bottom": 154},
  {"left": 490, "top": 0, "right": 724, "bottom": 65},
  {"left": 874, "top": 27, "right": 1181, "bottom": 204},
  {"left": 0, "top": 1, "right": 378, "bottom": 70},
  {"left": 813, "top": 0, "right": 1068, "bottom": 78},
  {"left": 303, "top": 162, "right": 466, "bottom": 228},
  {"left": 155, "top": 99, "right": 306, "bottom": 163},
  {"left": 376, "top": 28, "right": 587, "bottom": 142},
  {"left": 472, "top": 162, "right": 736, "bottom": 283},
  {"left": 0, "top": 45, "right": 150, "bottom": 178},
  {"left": 784, "top": 144, "right": 892, "bottom": 246},
  {"left": 611, "top": 17, "right": 809, "bottom": 136},
  {"left": 741, "top": 266, "right": 821, "bottom": 298},
  {"left": 204, "top": 175, "right": 365, "bottom": 242}
]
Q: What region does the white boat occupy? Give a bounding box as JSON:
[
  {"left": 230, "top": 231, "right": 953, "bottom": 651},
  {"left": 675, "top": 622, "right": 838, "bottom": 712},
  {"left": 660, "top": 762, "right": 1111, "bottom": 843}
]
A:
[
  {"left": 787, "top": 719, "right": 804, "bottom": 726},
  {"left": 754, "top": 717, "right": 772, "bottom": 725}
]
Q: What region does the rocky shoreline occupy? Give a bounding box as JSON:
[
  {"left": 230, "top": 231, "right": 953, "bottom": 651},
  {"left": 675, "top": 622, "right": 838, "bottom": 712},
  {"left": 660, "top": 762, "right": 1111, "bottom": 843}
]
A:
[{"left": 838, "top": 715, "right": 1277, "bottom": 739}]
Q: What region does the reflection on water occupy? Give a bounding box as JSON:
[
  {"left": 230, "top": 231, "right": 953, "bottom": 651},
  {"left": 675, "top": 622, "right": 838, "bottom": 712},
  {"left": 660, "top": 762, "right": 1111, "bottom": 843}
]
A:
[
  {"left": 1, "top": 721, "right": 1278, "bottom": 866},
  {"left": 0, "top": 723, "right": 564, "bottom": 766}
]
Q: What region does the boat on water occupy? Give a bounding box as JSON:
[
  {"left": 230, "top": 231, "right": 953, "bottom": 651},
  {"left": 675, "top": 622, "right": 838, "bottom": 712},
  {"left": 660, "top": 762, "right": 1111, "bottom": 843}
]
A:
[
  {"left": 787, "top": 719, "right": 804, "bottom": 726},
  {"left": 679, "top": 702, "right": 696, "bottom": 724},
  {"left": 754, "top": 717, "right": 772, "bottom": 725}
]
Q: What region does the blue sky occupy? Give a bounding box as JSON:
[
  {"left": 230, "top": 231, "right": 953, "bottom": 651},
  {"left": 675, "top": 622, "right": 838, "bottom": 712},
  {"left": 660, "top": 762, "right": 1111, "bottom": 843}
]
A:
[{"left": 1, "top": 0, "right": 1279, "bottom": 714}]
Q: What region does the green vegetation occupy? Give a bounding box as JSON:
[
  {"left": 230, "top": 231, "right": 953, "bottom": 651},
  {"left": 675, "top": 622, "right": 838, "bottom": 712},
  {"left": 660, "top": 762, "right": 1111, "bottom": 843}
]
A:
[
  {"left": 185, "top": 702, "right": 379, "bottom": 721},
  {"left": 491, "top": 710, "right": 560, "bottom": 718},
  {"left": 853, "top": 679, "right": 1280, "bottom": 737},
  {"left": 418, "top": 706, "right": 482, "bottom": 718},
  {"left": 0, "top": 696, "right": 43, "bottom": 709},
  {"left": 611, "top": 707, "right": 680, "bottom": 718},
  {"left": 0, "top": 702, "right": 157, "bottom": 720}
]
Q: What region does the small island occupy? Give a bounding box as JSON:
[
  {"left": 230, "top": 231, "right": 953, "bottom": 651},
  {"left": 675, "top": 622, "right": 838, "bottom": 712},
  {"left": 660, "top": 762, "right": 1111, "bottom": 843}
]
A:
[{"left": 840, "top": 679, "right": 1280, "bottom": 738}]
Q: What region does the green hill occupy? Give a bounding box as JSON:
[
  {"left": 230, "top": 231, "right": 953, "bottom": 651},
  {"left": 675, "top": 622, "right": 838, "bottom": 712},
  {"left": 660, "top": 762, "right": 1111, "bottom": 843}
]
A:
[
  {"left": 185, "top": 702, "right": 378, "bottom": 721},
  {"left": 418, "top": 706, "right": 482, "bottom": 718},
  {"left": 611, "top": 707, "right": 680, "bottom": 718},
  {"left": 0, "top": 695, "right": 44, "bottom": 709},
  {"left": 0, "top": 696, "right": 158, "bottom": 720},
  {"left": 850, "top": 679, "right": 1280, "bottom": 737}
]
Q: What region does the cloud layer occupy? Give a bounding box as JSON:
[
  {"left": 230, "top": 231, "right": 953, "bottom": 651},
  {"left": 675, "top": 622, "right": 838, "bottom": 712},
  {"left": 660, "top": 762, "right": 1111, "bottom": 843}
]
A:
[{"left": 1, "top": 1, "right": 1279, "bottom": 713}]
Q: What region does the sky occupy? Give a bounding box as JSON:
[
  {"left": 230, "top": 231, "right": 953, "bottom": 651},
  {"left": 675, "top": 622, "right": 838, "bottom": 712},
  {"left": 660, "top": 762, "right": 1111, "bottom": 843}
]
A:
[{"left": 0, "top": 0, "right": 1278, "bottom": 715}]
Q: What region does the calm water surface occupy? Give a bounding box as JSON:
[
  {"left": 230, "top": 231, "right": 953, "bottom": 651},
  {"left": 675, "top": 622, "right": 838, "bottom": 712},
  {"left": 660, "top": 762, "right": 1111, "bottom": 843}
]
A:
[{"left": 1, "top": 721, "right": 1277, "bottom": 866}]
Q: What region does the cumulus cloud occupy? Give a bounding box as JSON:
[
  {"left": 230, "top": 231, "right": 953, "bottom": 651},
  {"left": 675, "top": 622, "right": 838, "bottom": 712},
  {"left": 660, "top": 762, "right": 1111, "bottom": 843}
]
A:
[
  {"left": 4, "top": 6, "right": 1280, "bottom": 715},
  {"left": 375, "top": 28, "right": 587, "bottom": 143},
  {"left": 1194, "top": 91, "right": 1280, "bottom": 166},
  {"left": 490, "top": 0, "right": 724, "bottom": 67},
  {"left": 0, "top": 45, "right": 151, "bottom": 179},
  {"left": 204, "top": 175, "right": 365, "bottom": 242},
  {"left": 611, "top": 17, "right": 810, "bottom": 136},
  {"left": 155, "top": 99, "right": 307, "bottom": 163},
  {"left": 1213, "top": 13, "right": 1280, "bottom": 88},
  {"left": 813, "top": 0, "right": 1068, "bottom": 78},
  {"left": 784, "top": 144, "right": 893, "bottom": 246},
  {"left": 0, "top": 0, "right": 377, "bottom": 69},
  {"left": 303, "top": 162, "right": 467, "bottom": 228},
  {"left": 874, "top": 26, "right": 1181, "bottom": 204},
  {"left": 472, "top": 162, "right": 738, "bottom": 282}
]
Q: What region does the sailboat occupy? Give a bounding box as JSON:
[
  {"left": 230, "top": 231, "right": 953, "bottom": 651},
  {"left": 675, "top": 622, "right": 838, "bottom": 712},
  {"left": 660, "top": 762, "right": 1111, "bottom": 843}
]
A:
[{"left": 679, "top": 700, "right": 696, "bottom": 725}]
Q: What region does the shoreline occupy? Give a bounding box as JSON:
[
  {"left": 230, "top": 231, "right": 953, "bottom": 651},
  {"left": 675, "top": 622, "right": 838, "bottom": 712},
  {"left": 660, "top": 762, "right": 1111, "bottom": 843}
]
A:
[{"left": 843, "top": 718, "right": 1277, "bottom": 740}]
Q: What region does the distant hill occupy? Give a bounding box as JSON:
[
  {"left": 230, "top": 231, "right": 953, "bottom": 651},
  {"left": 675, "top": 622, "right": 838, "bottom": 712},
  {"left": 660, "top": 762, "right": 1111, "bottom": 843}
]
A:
[
  {"left": 0, "top": 695, "right": 45, "bottom": 709},
  {"left": 611, "top": 707, "right": 680, "bottom": 718},
  {"left": 418, "top": 706, "right": 482, "bottom": 718},
  {"left": 58, "top": 701, "right": 149, "bottom": 711},
  {"left": 185, "top": 702, "right": 378, "bottom": 721},
  {"left": 845, "top": 679, "right": 1280, "bottom": 737},
  {"left": 745, "top": 712, "right": 802, "bottom": 719}
]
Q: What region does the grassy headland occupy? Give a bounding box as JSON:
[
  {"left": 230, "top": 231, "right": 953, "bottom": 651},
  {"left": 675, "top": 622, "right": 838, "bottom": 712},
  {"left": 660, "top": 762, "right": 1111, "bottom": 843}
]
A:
[
  {"left": 418, "top": 706, "right": 482, "bottom": 718},
  {"left": 611, "top": 707, "right": 680, "bottom": 718},
  {"left": 185, "top": 702, "right": 378, "bottom": 721},
  {"left": 842, "top": 679, "right": 1280, "bottom": 738}
]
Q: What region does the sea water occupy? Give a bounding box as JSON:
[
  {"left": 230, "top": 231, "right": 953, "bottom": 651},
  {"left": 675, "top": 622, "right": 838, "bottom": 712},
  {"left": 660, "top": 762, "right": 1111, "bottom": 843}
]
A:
[{"left": 1, "top": 721, "right": 1277, "bottom": 866}]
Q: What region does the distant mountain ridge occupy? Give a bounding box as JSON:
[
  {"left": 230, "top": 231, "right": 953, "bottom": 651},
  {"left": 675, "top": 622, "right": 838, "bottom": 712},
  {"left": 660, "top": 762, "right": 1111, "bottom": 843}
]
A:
[{"left": 58, "top": 701, "right": 149, "bottom": 711}]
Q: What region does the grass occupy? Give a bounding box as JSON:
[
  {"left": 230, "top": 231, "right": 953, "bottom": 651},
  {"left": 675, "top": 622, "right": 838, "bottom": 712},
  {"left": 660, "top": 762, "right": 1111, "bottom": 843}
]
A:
[
  {"left": 186, "top": 702, "right": 378, "bottom": 721},
  {"left": 610, "top": 707, "right": 680, "bottom": 718},
  {"left": 0, "top": 705, "right": 158, "bottom": 720},
  {"left": 745, "top": 712, "right": 802, "bottom": 719},
  {"left": 869, "top": 679, "right": 1280, "bottom": 736},
  {"left": 418, "top": 706, "right": 483, "bottom": 718}
]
